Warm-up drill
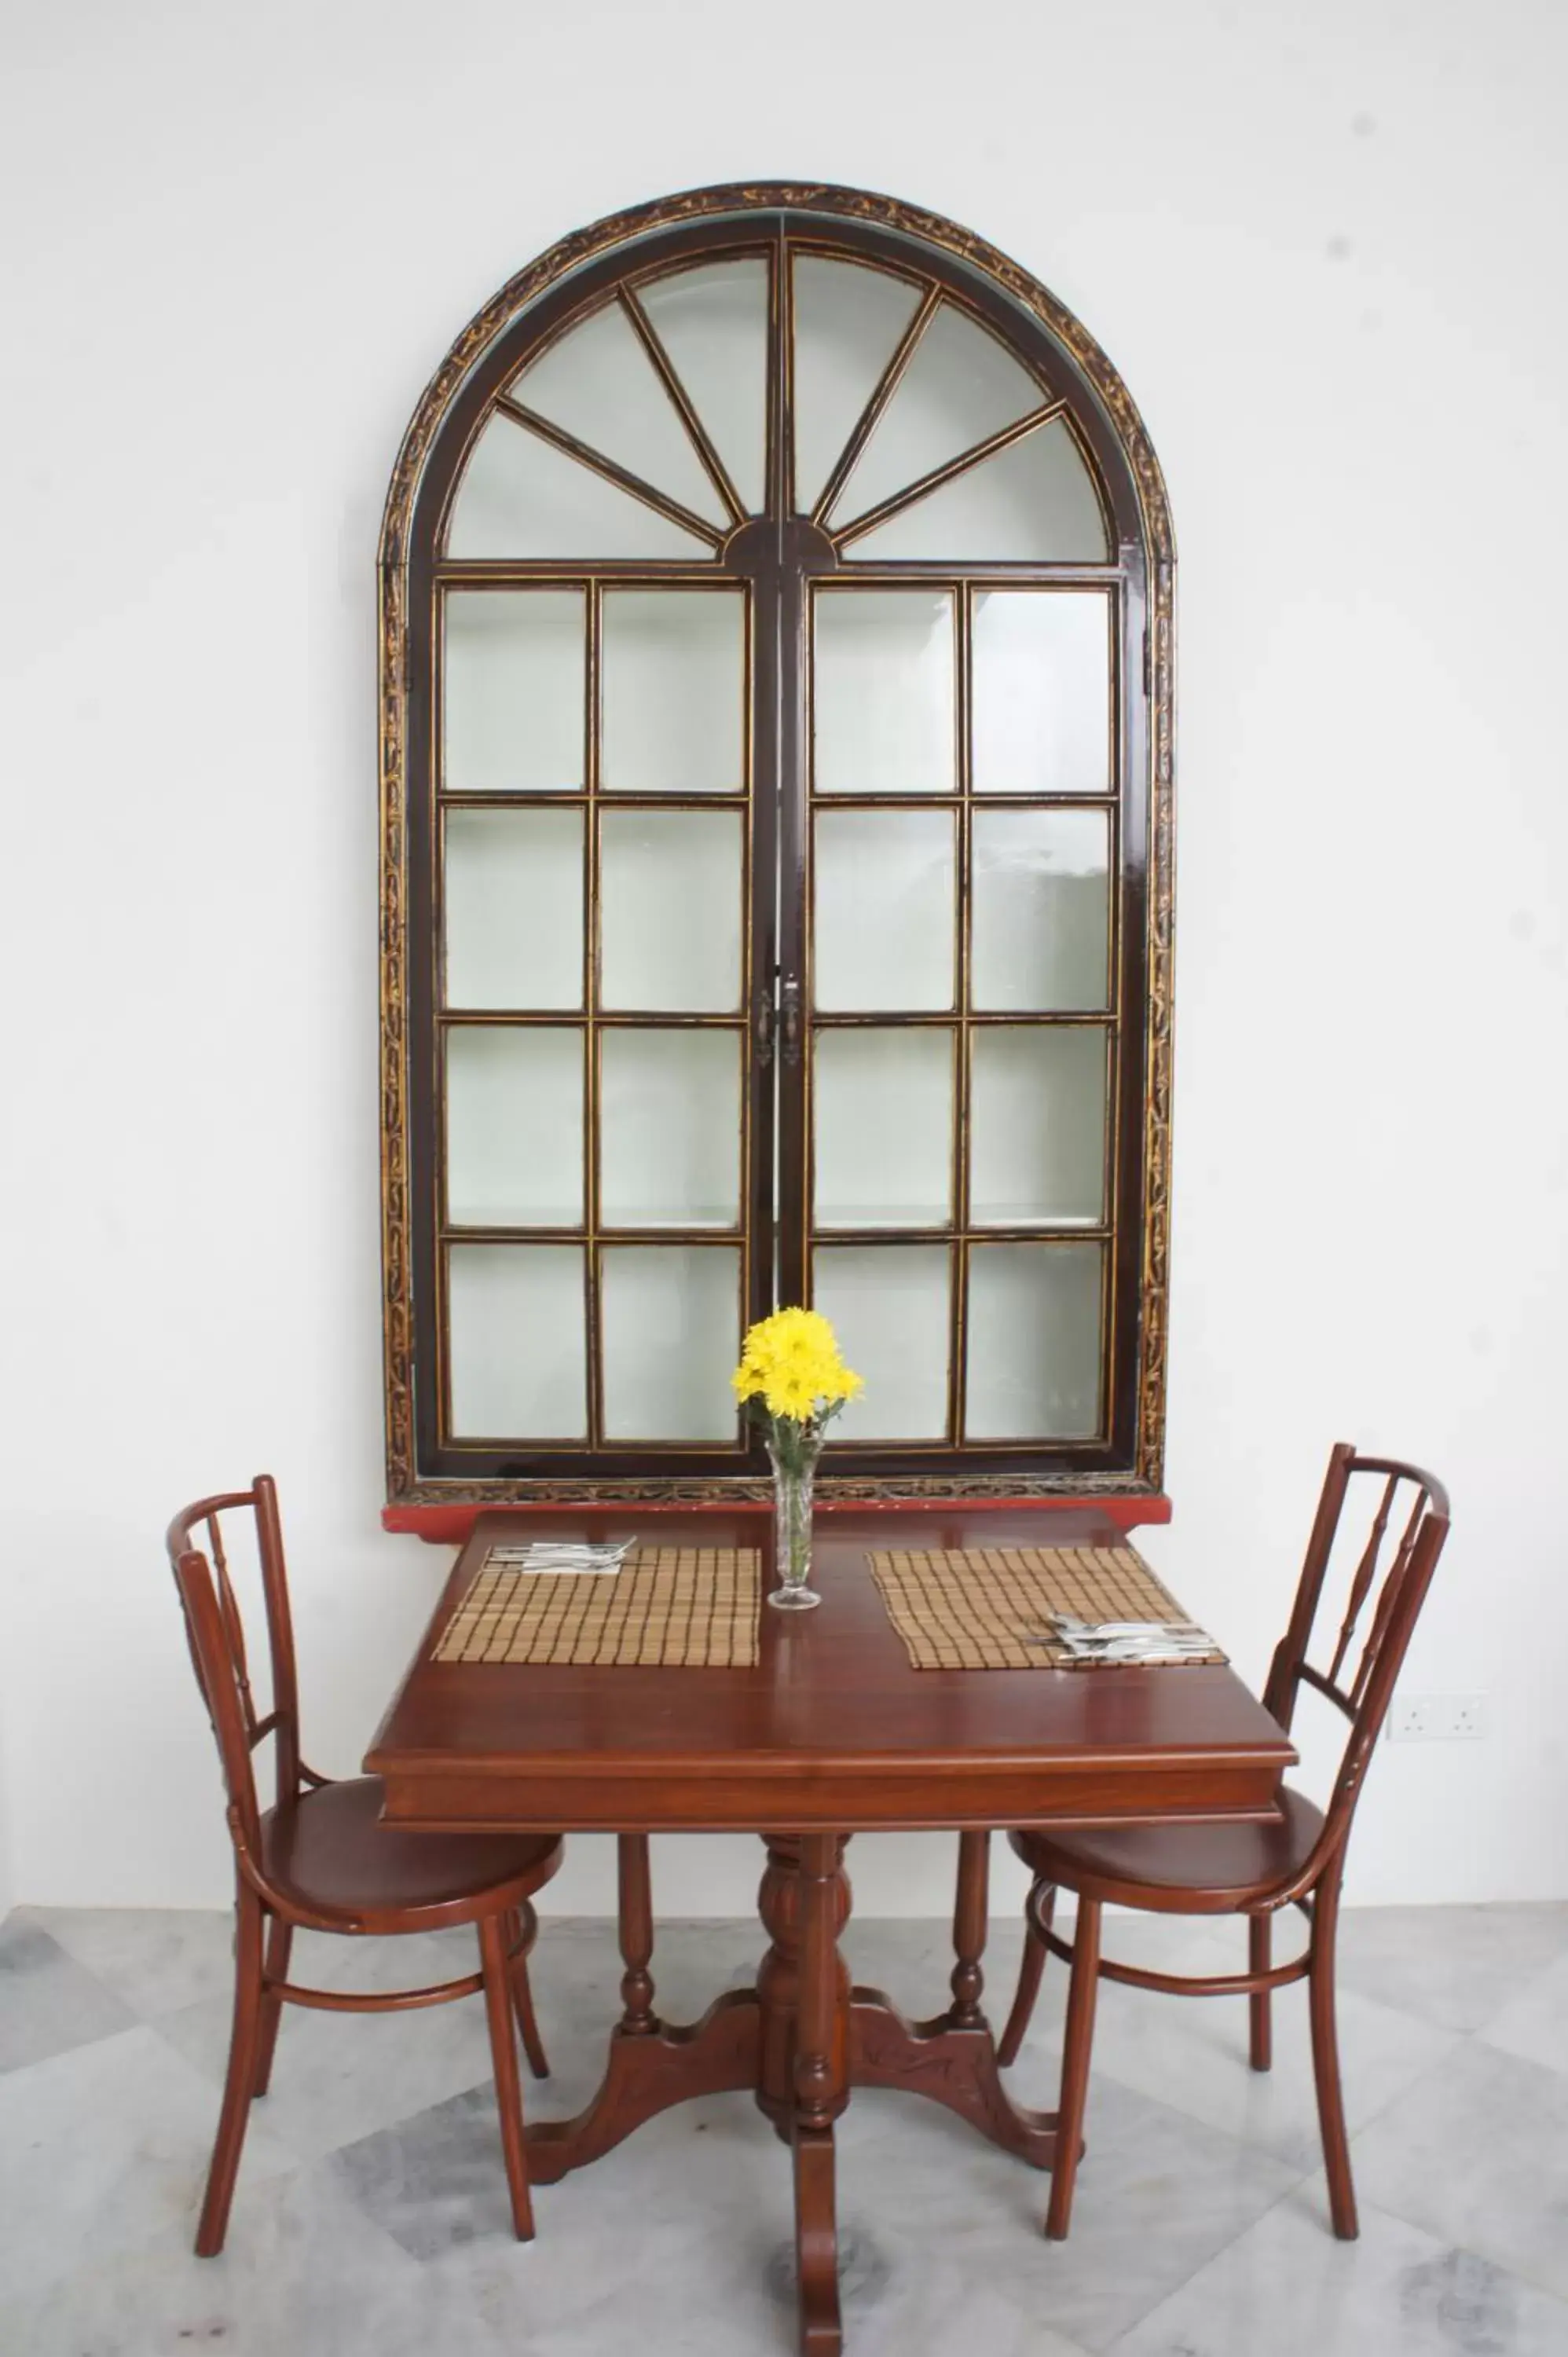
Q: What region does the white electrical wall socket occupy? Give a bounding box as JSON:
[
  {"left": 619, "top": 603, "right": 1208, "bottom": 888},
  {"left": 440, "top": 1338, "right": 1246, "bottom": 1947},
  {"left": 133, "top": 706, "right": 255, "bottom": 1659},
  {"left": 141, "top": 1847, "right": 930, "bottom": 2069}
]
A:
[{"left": 1386, "top": 1694, "right": 1487, "bottom": 1742}]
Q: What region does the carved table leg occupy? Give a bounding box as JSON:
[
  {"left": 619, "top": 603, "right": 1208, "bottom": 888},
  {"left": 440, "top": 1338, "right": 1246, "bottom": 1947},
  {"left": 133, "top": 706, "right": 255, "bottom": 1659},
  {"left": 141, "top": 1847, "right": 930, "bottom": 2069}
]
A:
[
  {"left": 948, "top": 1829, "right": 990, "bottom": 2026},
  {"left": 848, "top": 1824, "right": 1057, "bottom": 2169},
  {"left": 526, "top": 1834, "right": 758, "bottom": 2183},
  {"left": 756, "top": 1834, "right": 852, "bottom": 2143},
  {"left": 617, "top": 1831, "right": 656, "bottom": 2035},
  {"left": 792, "top": 1833, "right": 851, "bottom": 2357}
]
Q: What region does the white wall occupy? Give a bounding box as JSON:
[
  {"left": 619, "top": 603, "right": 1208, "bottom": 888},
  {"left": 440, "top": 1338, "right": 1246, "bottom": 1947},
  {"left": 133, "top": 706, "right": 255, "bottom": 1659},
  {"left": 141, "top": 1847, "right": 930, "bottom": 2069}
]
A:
[{"left": 2, "top": 0, "right": 1566, "bottom": 1920}]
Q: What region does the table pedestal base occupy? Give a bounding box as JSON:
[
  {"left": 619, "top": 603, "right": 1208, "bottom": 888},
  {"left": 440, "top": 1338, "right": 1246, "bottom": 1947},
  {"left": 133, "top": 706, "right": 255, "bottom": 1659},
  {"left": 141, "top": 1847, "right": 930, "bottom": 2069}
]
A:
[{"left": 527, "top": 1834, "right": 1060, "bottom": 2355}]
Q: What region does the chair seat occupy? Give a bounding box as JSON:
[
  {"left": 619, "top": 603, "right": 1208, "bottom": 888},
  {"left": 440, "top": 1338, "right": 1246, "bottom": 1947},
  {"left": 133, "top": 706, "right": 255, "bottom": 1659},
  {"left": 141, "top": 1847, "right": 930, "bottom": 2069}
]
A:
[
  {"left": 261, "top": 1778, "right": 562, "bottom": 1929},
  {"left": 1010, "top": 1783, "right": 1325, "bottom": 1913}
]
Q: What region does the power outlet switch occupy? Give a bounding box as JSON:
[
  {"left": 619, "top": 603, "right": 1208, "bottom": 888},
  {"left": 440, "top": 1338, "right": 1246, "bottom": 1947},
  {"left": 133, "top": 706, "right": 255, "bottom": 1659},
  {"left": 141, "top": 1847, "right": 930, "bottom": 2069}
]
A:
[{"left": 1387, "top": 1693, "right": 1487, "bottom": 1742}]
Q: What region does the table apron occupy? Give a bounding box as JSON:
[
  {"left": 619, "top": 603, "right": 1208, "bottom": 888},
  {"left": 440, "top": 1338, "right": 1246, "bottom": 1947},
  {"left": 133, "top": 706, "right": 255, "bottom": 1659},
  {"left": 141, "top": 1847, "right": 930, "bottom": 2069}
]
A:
[{"left": 372, "top": 1756, "right": 1288, "bottom": 1835}]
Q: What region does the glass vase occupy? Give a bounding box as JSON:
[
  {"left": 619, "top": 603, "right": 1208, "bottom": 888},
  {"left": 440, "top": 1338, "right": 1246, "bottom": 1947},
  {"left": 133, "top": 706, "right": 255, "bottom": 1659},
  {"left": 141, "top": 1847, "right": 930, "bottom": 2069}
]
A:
[{"left": 767, "top": 1431, "right": 823, "bottom": 1611}]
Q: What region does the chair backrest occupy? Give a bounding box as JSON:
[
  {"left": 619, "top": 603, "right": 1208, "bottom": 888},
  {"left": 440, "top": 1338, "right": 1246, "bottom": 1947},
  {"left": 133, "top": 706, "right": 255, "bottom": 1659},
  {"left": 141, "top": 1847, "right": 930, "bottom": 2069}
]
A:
[
  {"left": 165, "top": 1477, "right": 302, "bottom": 1861},
  {"left": 1262, "top": 1442, "right": 1451, "bottom": 1886}
]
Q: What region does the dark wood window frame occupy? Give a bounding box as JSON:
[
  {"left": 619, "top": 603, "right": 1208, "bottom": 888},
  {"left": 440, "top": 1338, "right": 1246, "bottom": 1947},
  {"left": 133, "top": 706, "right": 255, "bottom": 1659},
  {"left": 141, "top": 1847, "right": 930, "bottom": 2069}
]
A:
[{"left": 379, "top": 182, "right": 1175, "bottom": 1527}]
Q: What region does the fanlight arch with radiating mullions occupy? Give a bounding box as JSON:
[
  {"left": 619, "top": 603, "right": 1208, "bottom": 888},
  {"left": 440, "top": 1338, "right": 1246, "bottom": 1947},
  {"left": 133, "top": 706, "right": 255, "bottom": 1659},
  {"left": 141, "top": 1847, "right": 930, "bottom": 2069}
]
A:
[
  {"left": 443, "top": 252, "right": 1112, "bottom": 563},
  {"left": 379, "top": 183, "right": 1174, "bottom": 1514}
]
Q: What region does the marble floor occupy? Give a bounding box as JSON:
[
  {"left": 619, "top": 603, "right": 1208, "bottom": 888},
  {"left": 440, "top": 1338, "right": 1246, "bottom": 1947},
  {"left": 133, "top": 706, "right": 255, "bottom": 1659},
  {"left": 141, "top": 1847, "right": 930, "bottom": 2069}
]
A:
[{"left": 2, "top": 1898, "right": 1567, "bottom": 2355}]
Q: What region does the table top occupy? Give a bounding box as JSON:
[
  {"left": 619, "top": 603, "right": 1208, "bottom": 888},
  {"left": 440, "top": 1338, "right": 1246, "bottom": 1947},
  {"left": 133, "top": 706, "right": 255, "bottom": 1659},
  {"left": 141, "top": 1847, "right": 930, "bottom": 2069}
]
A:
[{"left": 366, "top": 1508, "right": 1295, "bottom": 1835}]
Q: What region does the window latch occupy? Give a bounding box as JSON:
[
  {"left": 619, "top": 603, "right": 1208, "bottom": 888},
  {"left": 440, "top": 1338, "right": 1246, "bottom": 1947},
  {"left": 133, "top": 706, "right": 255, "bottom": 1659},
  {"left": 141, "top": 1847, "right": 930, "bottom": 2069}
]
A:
[{"left": 780, "top": 976, "right": 803, "bottom": 1067}]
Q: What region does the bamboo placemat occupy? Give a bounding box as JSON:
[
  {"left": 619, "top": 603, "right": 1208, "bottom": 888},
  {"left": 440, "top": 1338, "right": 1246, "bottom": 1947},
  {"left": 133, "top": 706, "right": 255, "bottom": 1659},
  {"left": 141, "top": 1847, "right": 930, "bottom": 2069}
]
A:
[
  {"left": 866, "top": 1545, "right": 1225, "bottom": 1671},
  {"left": 433, "top": 1547, "right": 761, "bottom": 1668}
]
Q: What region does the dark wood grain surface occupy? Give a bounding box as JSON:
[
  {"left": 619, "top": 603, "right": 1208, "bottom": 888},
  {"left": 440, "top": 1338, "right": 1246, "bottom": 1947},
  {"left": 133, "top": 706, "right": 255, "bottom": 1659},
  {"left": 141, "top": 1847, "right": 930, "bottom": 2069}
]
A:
[{"left": 367, "top": 1508, "right": 1293, "bottom": 1832}]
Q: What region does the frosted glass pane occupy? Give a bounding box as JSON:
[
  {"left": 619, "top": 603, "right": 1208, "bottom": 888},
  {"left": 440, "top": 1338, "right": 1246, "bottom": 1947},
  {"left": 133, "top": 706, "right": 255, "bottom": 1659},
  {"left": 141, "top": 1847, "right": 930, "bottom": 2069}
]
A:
[
  {"left": 445, "top": 1027, "right": 583, "bottom": 1226},
  {"left": 965, "top": 1244, "right": 1104, "bottom": 1440},
  {"left": 811, "top": 1246, "right": 950, "bottom": 1441},
  {"left": 449, "top": 1244, "right": 586, "bottom": 1440},
  {"left": 602, "top": 590, "right": 745, "bottom": 795},
  {"left": 791, "top": 257, "right": 921, "bottom": 512},
  {"left": 814, "top": 808, "right": 954, "bottom": 1011},
  {"left": 970, "top": 1029, "right": 1108, "bottom": 1226},
  {"left": 972, "top": 809, "right": 1111, "bottom": 1012},
  {"left": 831, "top": 300, "right": 1042, "bottom": 526},
  {"left": 639, "top": 259, "right": 770, "bottom": 515},
  {"left": 813, "top": 1029, "right": 953, "bottom": 1229},
  {"left": 973, "top": 591, "right": 1112, "bottom": 796},
  {"left": 442, "top": 590, "right": 584, "bottom": 794},
  {"left": 511, "top": 302, "right": 726, "bottom": 526},
  {"left": 848, "top": 419, "right": 1110, "bottom": 562},
  {"left": 600, "top": 809, "right": 743, "bottom": 1011},
  {"left": 813, "top": 590, "right": 954, "bottom": 797},
  {"left": 445, "top": 412, "right": 711, "bottom": 559},
  {"left": 600, "top": 1030, "right": 741, "bottom": 1229},
  {"left": 444, "top": 809, "right": 582, "bottom": 1010},
  {"left": 601, "top": 1247, "right": 740, "bottom": 1440}
]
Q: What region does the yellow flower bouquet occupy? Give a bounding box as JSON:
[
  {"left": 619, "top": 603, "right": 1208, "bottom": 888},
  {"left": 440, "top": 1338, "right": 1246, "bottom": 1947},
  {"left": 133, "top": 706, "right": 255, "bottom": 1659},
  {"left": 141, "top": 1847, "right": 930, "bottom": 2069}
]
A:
[{"left": 732, "top": 1308, "right": 862, "bottom": 1611}]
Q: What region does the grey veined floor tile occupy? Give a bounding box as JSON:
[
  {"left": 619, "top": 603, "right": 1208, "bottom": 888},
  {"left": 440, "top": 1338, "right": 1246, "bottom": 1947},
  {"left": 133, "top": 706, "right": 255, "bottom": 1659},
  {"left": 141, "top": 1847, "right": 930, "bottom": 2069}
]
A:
[
  {"left": 1108, "top": 2175, "right": 1568, "bottom": 2357},
  {"left": 0, "top": 2160, "right": 526, "bottom": 2357},
  {"left": 29, "top": 1903, "right": 239, "bottom": 2021},
  {"left": 1477, "top": 1948, "right": 1568, "bottom": 2084},
  {"left": 1350, "top": 2037, "right": 1568, "bottom": 2303},
  {"left": 0, "top": 2025, "right": 296, "bottom": 2308},
  {"left": 0, "top": 1912, "right": 138, "bottom": 2072},
  {"left": 1335, "top": 1903, "right": 1568, "bottom": 2036}
]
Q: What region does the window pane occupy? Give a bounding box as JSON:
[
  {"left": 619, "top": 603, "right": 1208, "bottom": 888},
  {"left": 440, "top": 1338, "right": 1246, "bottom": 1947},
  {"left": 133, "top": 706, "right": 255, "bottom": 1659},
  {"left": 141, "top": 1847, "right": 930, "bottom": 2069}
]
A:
[
  {"left": 969, "top": 1029, "right": 1108, "bottom": 1226},
  {"left": 510, "top": 302, "right": 727, "bottom": 526},
  {"left": 791, "top": 257, "right": 921, "bottom": 513},
  {"left": 813, "top": 808, "right": 954, "bottom": 1011},
  {"left": 638, "top": 259, "right": 770, "bottom": 516},
  {"left": 600, "top": 1029, "right": 741, "bottom": 1228},
  {"left": 600, "top": 808, "right": 743, "bottom": 1011},
  {"left": 846, "top": 419, "right": 1109, "bottom": 562},
  {"left": 448, "top": 1244, "right": 586, "bottom": 1440},
  {"left": 811, "top": 1245, "right": 950, "bottom": 1441},
  {"left": 602, "top": 589, "right": 745, "bottom": 795},
  {"left": 813, "top": 1029, "right": 954, "bottom": 1229},
  {"left": 972, "top": 808, "right": 1112, "bottom": 1012},
  {"left": 445, "top": 1027, "right": 583, "bottom": 1226},
  {"left": 813, "top": 589, "right": 954, "bottom": 797},
  {"left": 965, "top": 1243, "right": 1104, "bottom": 1440},
  {"left": 442, "top": 590, "right": 584, "bottom": 795},
  {"left": 444, "top": 808, "right": 582, "bottom": 1010},
  {"left": 601, "top": 1246, "right": 740, "bottom": 1440},
  {"left": 973, "top": 590, "right": 1112, "bottom": 796},
  {"left": 830, "top": 300, "right": 1042, "bottom": 526},
  {"left": 445, "top": 413, "right": 710, "bottom": 559}
]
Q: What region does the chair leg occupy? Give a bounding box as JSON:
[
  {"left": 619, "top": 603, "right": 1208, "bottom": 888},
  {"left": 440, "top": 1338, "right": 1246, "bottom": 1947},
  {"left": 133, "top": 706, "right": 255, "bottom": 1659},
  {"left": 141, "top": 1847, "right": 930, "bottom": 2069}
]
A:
[
  {"left": 478, "top": 1912, "right": 535, "bottom": 2241},
  {"left": 998, "top": 1882, "right": 1055, "bottom": 2066},
  {"left": 1046, "top": 1895, "right": 1101, "bottom": 2241},
  {"left": 507, "top": 1904, "right": 550, "bottom": 2080},
  {"left": 1247, "top": 1914, "right": 1272, "bottom": 2073},
  {"left": 196, "top": 1888, "right": 266, "bottom": 2256},
  {"left": 253, "top": 1915, "right": 293, "bottom": 2097},
  {"left": 1308, "top": 1877, "right": 1358, "bottom": 2240}
]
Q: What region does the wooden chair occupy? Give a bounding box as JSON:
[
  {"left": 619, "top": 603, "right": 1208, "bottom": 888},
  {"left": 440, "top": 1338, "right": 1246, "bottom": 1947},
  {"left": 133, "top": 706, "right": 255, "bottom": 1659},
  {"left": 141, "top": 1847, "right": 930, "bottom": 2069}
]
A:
[
  {"left": 995, "top": 1443, "right": 1451, "bottom": 2242},
  {"left": 167, "top": 1479, "right": 564, "bottom": 2256}
]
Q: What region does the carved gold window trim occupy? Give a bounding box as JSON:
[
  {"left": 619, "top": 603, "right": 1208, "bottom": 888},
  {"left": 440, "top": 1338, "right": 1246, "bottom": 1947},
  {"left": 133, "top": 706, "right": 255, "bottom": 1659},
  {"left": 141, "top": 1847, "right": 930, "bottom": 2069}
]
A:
[{"left": 378, "top": 181, "right": 1175, "bottom": 1505}]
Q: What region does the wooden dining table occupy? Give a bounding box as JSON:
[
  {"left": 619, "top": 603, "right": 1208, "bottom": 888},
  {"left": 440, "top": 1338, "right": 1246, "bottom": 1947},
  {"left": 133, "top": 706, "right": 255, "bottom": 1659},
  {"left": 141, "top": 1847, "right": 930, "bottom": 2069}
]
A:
[{"left": 366, "top": 1507, "right": 1295, "bottom": 2355}]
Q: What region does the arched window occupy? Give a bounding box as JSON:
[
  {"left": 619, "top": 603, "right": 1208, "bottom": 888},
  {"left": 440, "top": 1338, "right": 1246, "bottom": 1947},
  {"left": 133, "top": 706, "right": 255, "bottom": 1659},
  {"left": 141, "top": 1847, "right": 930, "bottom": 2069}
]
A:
[{"left": 379, "top": 183, "right": 1174, "bottom": 1521}]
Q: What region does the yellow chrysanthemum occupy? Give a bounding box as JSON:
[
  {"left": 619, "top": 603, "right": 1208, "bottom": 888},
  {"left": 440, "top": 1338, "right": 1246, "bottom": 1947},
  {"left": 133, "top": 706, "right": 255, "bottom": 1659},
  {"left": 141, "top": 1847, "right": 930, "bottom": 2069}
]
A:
[{"left": 731, "top": 1307, "right": 863, "bottom": 1427}]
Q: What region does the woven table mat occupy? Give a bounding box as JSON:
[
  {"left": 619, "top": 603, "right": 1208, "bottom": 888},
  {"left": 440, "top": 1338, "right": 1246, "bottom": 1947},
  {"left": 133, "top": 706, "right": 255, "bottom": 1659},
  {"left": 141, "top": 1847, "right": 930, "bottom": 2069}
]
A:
[
  {"left": 866, "top": 1545, "right": 1225, "bottom": 1671},
  {"left": 434, "top": 1548, "right": 761, "bottom": 1668}
]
